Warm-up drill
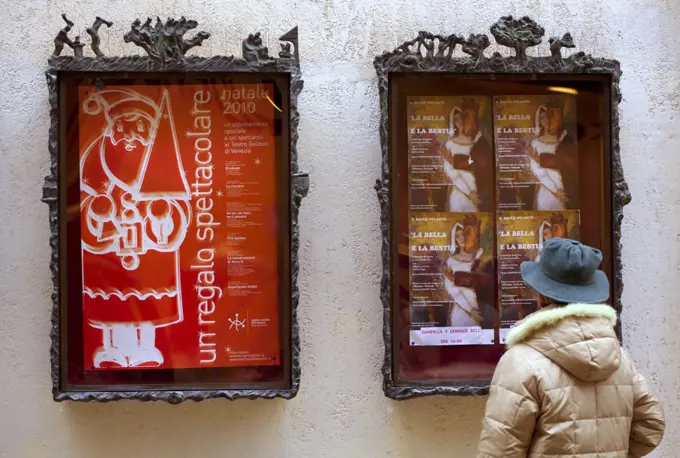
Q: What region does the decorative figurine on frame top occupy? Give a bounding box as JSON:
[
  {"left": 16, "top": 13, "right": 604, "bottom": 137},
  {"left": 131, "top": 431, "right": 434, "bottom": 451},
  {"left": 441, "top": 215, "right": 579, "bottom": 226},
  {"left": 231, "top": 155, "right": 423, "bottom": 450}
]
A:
[
  {"left": 53, "top": 14, "right": 113, "bottom": 58},
  {"left": 123, "top": 16, "right": 210, "bottom": 62},
  {"left": 52, "top": 14, "right": 76, "bottom": 56},
  {"left": 87, "top": 16, "right": 114, "bottom": 57},
  {"left": 50, "top": 14, "right": 301, "bottom": 67},
  {"left": 374, "top": 15, "right": 601, "bottom": 76}
]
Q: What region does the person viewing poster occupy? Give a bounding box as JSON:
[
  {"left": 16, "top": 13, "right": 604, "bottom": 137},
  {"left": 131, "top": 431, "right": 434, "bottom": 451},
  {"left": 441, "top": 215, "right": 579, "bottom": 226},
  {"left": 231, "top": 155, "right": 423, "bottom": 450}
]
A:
[
  {"left": 496, "top": 210, "right": 580, "bottom": 343},
  {"left": 409, "top": 213, "right": 495, "bottom": 346},
  {"left": 407, "top": 96, "right": 494, "bottom": 213},
  {"left": 494, "top": 95, "right": 579, "bottom": 212}
]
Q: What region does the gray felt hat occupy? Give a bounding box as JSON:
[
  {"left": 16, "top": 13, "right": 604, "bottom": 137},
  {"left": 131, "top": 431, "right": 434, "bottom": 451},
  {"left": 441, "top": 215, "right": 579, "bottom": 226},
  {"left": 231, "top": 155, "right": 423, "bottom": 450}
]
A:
[{"left": 520, "top": 238, "right": 610, "bottom": 304}]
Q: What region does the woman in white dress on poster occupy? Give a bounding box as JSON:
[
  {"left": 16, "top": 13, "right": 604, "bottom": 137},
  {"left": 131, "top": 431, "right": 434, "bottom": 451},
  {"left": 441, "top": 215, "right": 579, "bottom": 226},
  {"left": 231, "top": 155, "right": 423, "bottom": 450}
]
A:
[
  {"left": 534, "top": 219, "right": 552, "bottom": 262},
  {"left": 528, "top": 105, "right": 569, "bottom": 210},
  {"left": 444, "top": 222, "right": 483, "bottom": 327},
  {"left": 442, "top": 106, "right": 483, "bottom": 212},
  {"left": 535, "top": 213, "right": 568, "bottom": 262}
]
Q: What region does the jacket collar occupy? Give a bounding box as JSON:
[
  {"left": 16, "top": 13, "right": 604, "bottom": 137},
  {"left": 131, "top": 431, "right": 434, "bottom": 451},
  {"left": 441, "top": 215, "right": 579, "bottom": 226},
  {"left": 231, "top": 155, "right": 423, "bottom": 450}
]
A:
[{"left": 506, "top": 303, "right": 617, "bottom": 348}]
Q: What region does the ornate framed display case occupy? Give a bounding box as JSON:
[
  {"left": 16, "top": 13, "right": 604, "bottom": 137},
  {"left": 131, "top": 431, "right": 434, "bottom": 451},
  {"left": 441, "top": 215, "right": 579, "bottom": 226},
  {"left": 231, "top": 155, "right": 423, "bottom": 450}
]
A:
[
  {"left": 43, "top": 15, "right": 308, "bottom": 402},
  {"left": 374, "top": 16, "right": 629, "bottom": 399}
]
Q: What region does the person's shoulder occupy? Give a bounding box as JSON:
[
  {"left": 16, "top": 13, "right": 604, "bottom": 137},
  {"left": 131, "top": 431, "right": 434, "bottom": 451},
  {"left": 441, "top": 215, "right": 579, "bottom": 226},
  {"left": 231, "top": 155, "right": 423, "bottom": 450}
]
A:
[
  {"left": 615, "top": 347, "right": 641, "bottom": 381},
  {"left": 503, "top": 343, "right": 543, "bottom": 360},
  {"left": 492, "top": 345, "right": 546, "bottom": 390},
  {"left": 498, "top": 344, "right": 546, "bottom": 373}
]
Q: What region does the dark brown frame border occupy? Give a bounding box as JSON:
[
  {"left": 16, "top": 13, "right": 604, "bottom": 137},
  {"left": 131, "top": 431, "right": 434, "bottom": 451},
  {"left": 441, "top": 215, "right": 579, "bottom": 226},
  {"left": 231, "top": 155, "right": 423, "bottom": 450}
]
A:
[
  {"left": 374, "top": 15, "right": 630, "bottom": 400},
  {"left": 42, "top": 17, "right": 308, "bottom": 403}
]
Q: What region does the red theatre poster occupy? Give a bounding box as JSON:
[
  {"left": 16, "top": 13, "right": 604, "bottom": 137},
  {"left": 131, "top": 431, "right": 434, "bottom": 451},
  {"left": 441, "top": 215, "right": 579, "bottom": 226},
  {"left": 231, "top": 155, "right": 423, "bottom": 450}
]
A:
[{"left": 78, "top": 83, "right": 280, "bottom": 370}]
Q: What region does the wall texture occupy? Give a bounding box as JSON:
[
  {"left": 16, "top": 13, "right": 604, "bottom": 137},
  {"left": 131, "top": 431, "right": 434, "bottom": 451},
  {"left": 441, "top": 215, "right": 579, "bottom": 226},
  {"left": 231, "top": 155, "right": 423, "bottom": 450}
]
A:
[{"left": 1, "top": 0, "right": 679, "bottom": 457}]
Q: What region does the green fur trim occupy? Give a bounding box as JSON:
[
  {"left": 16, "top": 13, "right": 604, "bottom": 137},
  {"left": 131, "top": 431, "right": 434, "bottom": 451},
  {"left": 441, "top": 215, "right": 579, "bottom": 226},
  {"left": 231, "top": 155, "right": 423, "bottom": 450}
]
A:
[{"left": 506, "top": 303, "right": 617, "bottom": 348}]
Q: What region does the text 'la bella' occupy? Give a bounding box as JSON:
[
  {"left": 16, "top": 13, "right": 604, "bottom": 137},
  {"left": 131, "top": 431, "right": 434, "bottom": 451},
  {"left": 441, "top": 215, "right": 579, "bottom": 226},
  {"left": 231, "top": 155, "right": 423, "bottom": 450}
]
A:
[
  {"left": 410, "top": 232, "right": 447, "bottom": 238},
  {"left": 499, "top": 231, "right": 535, "bottom": 237}
]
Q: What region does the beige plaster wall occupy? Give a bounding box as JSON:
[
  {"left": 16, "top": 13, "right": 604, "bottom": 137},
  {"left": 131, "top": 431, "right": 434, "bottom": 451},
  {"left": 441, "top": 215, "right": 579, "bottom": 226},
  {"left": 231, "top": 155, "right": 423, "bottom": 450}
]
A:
[{"left": 0, "top": 0, "right": 679, "bottom": 456}]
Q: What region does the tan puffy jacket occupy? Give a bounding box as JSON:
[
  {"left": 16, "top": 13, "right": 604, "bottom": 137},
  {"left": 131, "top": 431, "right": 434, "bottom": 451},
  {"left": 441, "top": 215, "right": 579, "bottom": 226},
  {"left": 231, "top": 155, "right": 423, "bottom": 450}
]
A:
[{"left": 478, "top": 304, "right": 665, "bottom": 458}]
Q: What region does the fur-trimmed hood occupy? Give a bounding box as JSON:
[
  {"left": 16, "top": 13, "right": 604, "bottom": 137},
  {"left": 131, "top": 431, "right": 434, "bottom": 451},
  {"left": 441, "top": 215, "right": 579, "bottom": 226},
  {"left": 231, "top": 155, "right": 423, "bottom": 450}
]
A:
[
  {"left": 507, "top": 303, "right": 620, "bottom": 382},
  {"left": 478, "top": 303, "right": 665, "bottom": 457}
]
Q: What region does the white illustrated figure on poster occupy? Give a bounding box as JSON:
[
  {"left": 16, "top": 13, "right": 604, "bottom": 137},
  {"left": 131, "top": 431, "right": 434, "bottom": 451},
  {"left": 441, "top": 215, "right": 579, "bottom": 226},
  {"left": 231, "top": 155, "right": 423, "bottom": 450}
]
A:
[
  {"left": 444, "top": 221, "right": 483, "bottom": 327},
  {"left": 535, "top": 219, "right": 552, "bottom": 262},
  {"left": 80, "top": 88, "right": 192, "bottom": 368},
  {"left": 535, "top": 214, "right": 569, "bottom": 262},
  {"left": 528, "top": 105, "right": 569, "bottom": 210},
  {"left": 442, "top": 105, "right": 483, "bottom": 212}
]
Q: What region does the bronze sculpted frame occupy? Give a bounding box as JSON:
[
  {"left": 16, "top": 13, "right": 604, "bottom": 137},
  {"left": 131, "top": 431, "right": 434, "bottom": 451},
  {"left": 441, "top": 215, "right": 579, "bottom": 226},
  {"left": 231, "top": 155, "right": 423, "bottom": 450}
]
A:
[
  {"left": 374, "top": 16, "right": 630, "bottom": 399},
  {"left": 43, "top": 15, "right": 308, "bottom": 402}
]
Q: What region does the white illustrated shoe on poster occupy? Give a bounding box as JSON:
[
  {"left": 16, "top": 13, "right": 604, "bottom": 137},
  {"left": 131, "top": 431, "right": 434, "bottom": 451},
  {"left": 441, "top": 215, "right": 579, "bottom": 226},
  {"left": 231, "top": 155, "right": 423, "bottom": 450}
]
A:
[
  {"left": 93, "top": 326, "right": 128, "bottom": 368},
  {"left": 127, "top": 323, "right": 164, "bottom": 367},
  {"left": 128, "top": 347, "right": 164, "bottom": 368},
  {"left": 93, "top": 347, "right": 128, "bottom": 368}
]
